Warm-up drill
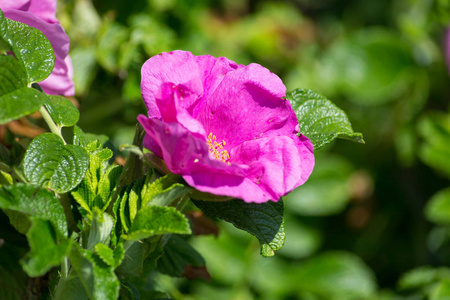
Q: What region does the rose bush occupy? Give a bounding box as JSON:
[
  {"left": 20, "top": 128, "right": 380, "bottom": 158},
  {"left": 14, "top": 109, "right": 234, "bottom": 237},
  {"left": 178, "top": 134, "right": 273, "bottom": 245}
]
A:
[
  {"left": 0, "top": 0, "right": 74, "bottom": 96},
  {"left": 138, "top": 50, "right": 314, "bottom": 203}
]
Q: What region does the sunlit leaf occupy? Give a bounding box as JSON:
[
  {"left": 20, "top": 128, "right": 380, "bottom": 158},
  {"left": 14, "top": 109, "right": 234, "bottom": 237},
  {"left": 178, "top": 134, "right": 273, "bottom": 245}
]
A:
[
  {"left": 286, "top": 89, "right": 364, "bottom": 150},
  {"left": 23, "top": 133, "right": 89, "bottom": 193}
]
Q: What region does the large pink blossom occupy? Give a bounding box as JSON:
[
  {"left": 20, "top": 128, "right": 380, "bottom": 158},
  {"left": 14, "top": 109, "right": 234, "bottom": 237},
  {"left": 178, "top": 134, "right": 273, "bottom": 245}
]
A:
[
  {"left": 0, "top": 0, "right": 74, "bottom": 96},
  {"left": 137, "top": 51, "right": 314, "bottom": 203}
]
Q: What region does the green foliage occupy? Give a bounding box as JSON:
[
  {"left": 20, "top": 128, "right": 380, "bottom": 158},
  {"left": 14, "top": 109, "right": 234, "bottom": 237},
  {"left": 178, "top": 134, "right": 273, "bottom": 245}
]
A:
[
  {"left": 285, "top": 153, "right": 356, "bottom": 216},
  {"left": 418, "top": 111, "right": 450, "bottom": 179},
  {"left": 126, "top": 206, "right": 191, "bottom": 240},
  {"left": 44, "top": 95, "right": 80, "bottom": 128},
  {"left": 4, "top": 19, "right": 54, "bottom": 83},
  {"left": 156, "top": 235, "right": 205, "bottom": 277},
  {"left": 20, "top": 218, "right": 72, "bottom": 277},
  {"left": 23, "top": 133, "right": 89, "bottom": 193},
  {"left": 286, "top": 89, "right": 364, "bottom": 150},
  {"left": 425, "top": 188, "right": 450, "bottom": 225},
  {"left": 294, "top": 252, "right": 377, "bottom": 299},
  {"left": 193, "top": 198, "right": 285, "bottom": 257},
  {"left": 71, "top": 140, "right": 121, "bottom": 215},
  {"left": 0, "top": 183, "right": 67, "bottom": 237},
  {"left": 67, "top": 244, "right": 120, "bottom": 300},
  {"left": 0, "top": 87, "right": 48, "bottom": 124}
]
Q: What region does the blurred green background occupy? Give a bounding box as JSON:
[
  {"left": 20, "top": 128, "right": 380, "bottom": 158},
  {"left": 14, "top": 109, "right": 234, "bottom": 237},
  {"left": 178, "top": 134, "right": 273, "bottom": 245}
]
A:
[{"left": 59, "top": 0, "right": 450, "bottom": 298}]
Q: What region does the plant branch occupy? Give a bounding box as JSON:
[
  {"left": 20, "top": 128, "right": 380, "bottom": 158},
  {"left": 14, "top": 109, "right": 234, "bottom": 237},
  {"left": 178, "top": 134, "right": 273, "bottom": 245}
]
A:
[{"left": 39, "top": 106, "right": 64, "bottom": 143}]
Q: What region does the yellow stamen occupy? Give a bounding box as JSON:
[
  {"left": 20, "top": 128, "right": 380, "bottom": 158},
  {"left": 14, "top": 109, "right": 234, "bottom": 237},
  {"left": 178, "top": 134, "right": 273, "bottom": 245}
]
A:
[{"left": 206, "top": 133, "right": 230, "bottom": 164}]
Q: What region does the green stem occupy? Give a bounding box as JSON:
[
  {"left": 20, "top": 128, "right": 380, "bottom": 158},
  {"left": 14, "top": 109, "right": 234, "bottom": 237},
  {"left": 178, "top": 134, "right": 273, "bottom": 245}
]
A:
[
  {"left": 39, "top": 106, "right": 64, "bottom": 143},
  {"left": 54, "top": 258, "right": 69, "bottom": 299}
]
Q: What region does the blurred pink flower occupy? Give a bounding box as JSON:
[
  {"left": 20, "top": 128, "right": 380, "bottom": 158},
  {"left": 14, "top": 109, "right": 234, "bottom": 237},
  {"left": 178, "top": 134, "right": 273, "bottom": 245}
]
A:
[
  {"left": 138, "top": 51, "right": 314, "bottom": 203},
  {"left": 0, "top": 0, "right": 74, "bottom": 96}
]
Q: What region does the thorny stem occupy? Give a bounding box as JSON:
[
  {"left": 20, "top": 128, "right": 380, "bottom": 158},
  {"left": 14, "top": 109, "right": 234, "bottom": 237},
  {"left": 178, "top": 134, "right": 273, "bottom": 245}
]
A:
[{"left": 39, "top": 106, "right": 64, "bottom": 143}]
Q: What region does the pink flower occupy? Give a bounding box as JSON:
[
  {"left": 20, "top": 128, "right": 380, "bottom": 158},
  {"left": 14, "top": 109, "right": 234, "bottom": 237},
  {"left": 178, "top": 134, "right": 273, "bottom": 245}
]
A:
[
  {"left": 138, "top": 51, "right": 314, "bottom": 203},
  {"left": 0, "top": 0, "right": 74, "bottom": 96}
]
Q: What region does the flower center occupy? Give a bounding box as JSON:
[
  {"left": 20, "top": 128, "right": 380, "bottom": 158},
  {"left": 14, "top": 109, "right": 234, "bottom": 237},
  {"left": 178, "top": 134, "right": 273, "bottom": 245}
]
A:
[{"left": 207, "top": 133, "right": 230, "bottom": 165}]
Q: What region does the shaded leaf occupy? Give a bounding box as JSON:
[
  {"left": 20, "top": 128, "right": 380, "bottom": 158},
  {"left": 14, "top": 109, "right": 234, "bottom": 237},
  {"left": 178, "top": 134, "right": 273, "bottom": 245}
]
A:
[
  {"left": 157, "top": 235, "right": 206, "bottom": 277},
  {"left": 68, "top": 245, "right": 120, "bottom": 300},
  {"left": 0, "top": 183, "right": 67, "bottom": 237},
  {"left": 193, "top": 198, "right": 285, "bottom": 257},
  {"left": 20, "top": 218, "right": 72, "bottom": 277}
]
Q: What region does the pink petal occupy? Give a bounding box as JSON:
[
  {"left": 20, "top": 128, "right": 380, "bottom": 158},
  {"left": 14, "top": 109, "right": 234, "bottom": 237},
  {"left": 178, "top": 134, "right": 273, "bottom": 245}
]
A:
[
  {"left": 229, "top": 134, "right": 314, "bottom": 202},
  {"left": 138, "top": 115, "right": 247, "bottom": 176},
  {"left": 0, "top": 0, "right": 31, "bottom": 11},
  {"left": 140, "top": 51, "right": 240, "bottom": 119},
  {"left": 27, "top": 0, "right": 57, "bottom": 23},
  {"left": 197, "top": 63, "right": 299, "bottom": 149}
]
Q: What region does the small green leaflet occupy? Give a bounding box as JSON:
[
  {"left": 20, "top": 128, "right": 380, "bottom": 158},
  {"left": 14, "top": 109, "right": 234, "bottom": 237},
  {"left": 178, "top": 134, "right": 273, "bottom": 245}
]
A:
[
  {"left": 23, "top": 133, "right": 89, "bottom": 193},
  {"left": 286, "top": 89, "right": 364, "bottom": 150},
  {"left": 193, "top": 198, "right": 285, "bottom": 257}
]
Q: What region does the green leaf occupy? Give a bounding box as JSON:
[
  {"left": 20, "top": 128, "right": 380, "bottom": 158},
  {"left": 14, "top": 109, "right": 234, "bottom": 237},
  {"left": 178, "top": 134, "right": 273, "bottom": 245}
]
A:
[
  {"left": 20, "top": 218, "right": 72, "bottom": 277},
  {"left": 425, "top": 188, "right": 450, "bottom": 225},
  {"left": 193, "top": 198, "right": 285, "bottom": 257},
  {"left": 431, "top": 280, "right": 450, "bottom": 300},
  {"left": 0, "top": 55, "right": 27, "bottom": 96},
  {"left": 0, "top": 87, "right": 48, "bottom": 124},
  {"left": 141, "top": 173, "right": 191, "bottom": 207},
  {"left": 157, "top": 235, "right": 205, "bottom": 277},
  {"left": 418, "top": 112, "right": 450, "bottom": 179},
  {"left": 44, "top": 95, "right": 80, "bottom": 127},
  {"left": 293, "top": 251, "right": 377, "bottom": 299},
  {"left": 0, "top": 183, "right": 67, "bottom": 237},
  {"left": 286, "top": 89, "right": 364, "bottom": 150},
  {"left": 72, "top": 140, "right": 120, "bottom": 215},
  {"left": 95, "top": 242, "right": 124, "bottom": 269},
  {"left": 3, "top": 18, "right": 54, "bottom": 83},
  {"left": 125, "top": 206, "right": 191, "bottom": 240},
  {"left": 87, "top": 209, "right": 114, "bottom": 251},
  {"left": 68, "top": 245, "right": 120, "bottom": 300},
  {"left": 116, "top": 240, "right": 151, "bottom": 277},
  {"left": 398, "top": 266, "right": 450, "bottom": 290},
  {"left": 23, "top": 133, "right": 89, "bottom": 193}
]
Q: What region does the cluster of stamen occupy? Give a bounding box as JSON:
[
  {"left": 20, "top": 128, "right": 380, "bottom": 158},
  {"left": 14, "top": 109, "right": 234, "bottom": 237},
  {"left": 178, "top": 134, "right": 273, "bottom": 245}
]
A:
[{"left": 207, "top": 133, "right": 230, "bottom": 165}]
